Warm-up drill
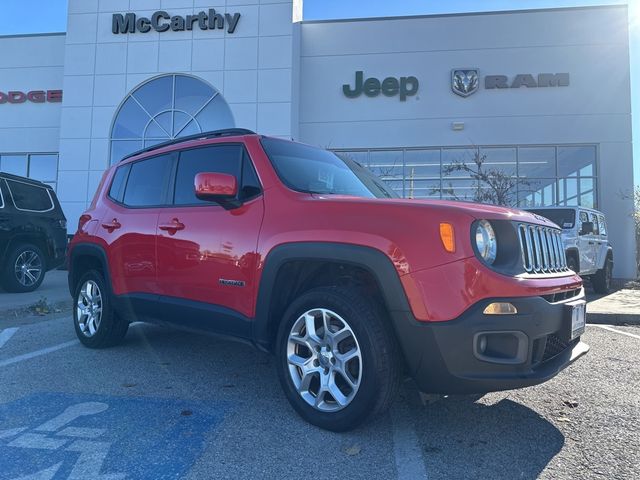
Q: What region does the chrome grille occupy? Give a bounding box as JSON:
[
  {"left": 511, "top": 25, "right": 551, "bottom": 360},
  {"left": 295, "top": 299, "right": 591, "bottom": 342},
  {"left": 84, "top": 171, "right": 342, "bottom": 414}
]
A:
[{"left": 517, "top": 224, "right": 568, "bottom": 274}]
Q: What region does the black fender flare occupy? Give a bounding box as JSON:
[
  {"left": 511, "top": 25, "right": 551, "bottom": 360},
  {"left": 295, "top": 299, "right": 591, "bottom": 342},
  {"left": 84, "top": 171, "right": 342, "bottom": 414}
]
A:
[
  {"left": 252, "top": 242, "right": 413, "bottom": 351},
  {"left": 67, "top": 243, "right": 112, "bottom": 297},
  {"left": 565, "top": 247, "right": 580, "bottom": 271}
]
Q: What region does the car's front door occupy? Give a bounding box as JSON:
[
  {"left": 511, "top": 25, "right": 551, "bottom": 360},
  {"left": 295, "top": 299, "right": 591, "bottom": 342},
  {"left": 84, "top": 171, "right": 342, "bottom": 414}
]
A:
[
  {"left": 156, "top": 144, "right": 264, "bottom": 326},
  {"left": 577, "top": 210, "right": 596, "bottom": 273}
]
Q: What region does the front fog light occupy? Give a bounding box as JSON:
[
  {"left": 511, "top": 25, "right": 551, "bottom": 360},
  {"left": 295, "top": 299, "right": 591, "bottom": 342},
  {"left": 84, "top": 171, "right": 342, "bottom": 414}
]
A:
[
  {"left": 483, "top": 302, "right": 518, "bottom": 315},
  {"left": 475, "top": 220, "right": 497, "bottom": 265}
]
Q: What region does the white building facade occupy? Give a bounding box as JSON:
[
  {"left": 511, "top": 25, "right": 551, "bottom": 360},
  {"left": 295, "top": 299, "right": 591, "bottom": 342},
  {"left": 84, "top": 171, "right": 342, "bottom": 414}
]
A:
[{"left": 0, "top": 2, "right": 635, "bottom": 278}]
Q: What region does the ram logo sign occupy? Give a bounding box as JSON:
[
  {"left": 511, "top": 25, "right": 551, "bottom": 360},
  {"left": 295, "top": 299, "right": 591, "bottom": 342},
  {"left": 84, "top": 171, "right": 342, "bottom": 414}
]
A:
[
  {"left": 451, "top": 69, "right": 570, "bottom": 98},
  {"left": 451, "top": 69, "right": 479, "bottom": 97}
]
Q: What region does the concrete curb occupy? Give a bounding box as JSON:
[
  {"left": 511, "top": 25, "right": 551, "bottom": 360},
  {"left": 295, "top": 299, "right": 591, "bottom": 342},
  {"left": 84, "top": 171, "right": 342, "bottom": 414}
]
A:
[{"left": 587, "top": 312, "right": 640, "bottom": 326}]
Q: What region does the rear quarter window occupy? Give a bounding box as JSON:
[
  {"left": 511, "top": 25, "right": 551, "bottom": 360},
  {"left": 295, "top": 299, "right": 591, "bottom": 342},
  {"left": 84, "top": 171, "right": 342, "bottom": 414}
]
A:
[
  {"left": 108, "top": 164, "right": 131, "bottom": 203},
  {"left": 5, "top": 179, "right": 54, "bottom": 212},
  {"left": 599, "top": 215, "right": 607, "bottom": 236}
]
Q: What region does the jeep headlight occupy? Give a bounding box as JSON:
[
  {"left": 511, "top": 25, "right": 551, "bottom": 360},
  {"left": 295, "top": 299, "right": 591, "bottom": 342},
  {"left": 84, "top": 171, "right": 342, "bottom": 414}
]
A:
[{"left": 475, "top": 220, "right": 497, "bottom": 265}]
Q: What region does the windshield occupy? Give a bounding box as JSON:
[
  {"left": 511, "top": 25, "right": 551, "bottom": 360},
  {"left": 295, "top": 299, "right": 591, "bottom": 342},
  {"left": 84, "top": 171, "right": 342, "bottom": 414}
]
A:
[
  {"left": 528, "top": 208, "right": 576, "bottom": 229},
  {"left": 260, "top": 137, "right": 397, "bottom": 199}
]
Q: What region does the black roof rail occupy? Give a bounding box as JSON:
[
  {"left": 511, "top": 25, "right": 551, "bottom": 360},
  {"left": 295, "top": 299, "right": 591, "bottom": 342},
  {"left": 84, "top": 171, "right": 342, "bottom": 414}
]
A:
[
  {"left": 119, "top": 128, "right": 257, "bottom": 162},
  {"left": 0, "top": 171, "right": 50, "bottom": 188}
]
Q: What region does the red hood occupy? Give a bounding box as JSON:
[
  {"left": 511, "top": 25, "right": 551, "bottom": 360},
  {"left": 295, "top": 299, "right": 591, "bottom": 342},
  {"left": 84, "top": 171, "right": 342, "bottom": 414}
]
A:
[{"left": 310, "top": 195, "right": 559, "bottom": 228}]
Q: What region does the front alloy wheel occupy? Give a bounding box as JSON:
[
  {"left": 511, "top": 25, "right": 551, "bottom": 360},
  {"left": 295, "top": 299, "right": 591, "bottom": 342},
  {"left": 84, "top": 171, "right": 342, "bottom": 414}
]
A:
[
  {"left": 287, "top": 308, "right": 362, "bottom": 412},
  {"left": 276, "top": 287, "right": 401, "bottom": 431}
]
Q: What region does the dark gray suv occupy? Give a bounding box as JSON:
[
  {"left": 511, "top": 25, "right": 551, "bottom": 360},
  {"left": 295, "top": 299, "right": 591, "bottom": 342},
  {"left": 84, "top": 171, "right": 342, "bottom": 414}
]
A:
[{"left": 0, "top": 172, "right": 67, "bottom": 292}]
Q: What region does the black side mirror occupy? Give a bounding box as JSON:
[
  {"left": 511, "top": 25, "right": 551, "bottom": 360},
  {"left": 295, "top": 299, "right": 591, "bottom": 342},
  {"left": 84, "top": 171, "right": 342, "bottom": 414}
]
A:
[{"left": 580, "top": 221, "right": 594, "bottom": 235}]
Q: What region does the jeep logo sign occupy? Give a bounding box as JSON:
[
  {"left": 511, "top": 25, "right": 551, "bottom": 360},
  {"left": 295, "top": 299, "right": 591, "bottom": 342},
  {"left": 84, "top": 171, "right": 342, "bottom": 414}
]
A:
[
  {"left": 343, "top": 71, "right": 419, "bottom": 101},
  {"left": 112, "top": 9, "right": 241, "bottom": 34}
]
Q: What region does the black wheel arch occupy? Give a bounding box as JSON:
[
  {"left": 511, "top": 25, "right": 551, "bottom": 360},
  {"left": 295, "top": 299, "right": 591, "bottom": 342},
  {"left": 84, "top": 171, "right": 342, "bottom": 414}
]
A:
[
  {"left": 252, "top": 242, "right": 413, "bottom": 352},
  {"left": 2, "top": 234, "right": 51, "bottom": 270},
  {"left": 68, "top": 243, "right": 113, "bottom": 297}
]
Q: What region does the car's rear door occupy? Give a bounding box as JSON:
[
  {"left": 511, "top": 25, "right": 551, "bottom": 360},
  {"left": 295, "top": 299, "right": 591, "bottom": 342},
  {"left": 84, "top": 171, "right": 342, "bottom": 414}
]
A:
[
  {"left": 593, "top": 213, "right": 608, "bottom": 270},
  {"left": 102, "top": 153, "right": 174, "bottom": 297},
  {"left": 155, "top": 143, "right": 264, "bottom": 331},
  {"left": 577, "top": 210, "right": 596, "bottom": 273},
  {"left": 0, "top": 180, "right": 11, "bottom": 256}
]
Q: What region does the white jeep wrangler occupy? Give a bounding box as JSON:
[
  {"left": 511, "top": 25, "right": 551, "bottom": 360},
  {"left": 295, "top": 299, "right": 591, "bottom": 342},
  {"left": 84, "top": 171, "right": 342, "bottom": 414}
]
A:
[{"left": 526, "top": 207, "right": 613, "bottom": 294}]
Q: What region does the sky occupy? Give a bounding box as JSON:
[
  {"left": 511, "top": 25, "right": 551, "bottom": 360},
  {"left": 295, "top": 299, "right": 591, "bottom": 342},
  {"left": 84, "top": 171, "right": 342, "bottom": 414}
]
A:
[{"left": 0, "top": 0, "right": 638, "bottom": 186}]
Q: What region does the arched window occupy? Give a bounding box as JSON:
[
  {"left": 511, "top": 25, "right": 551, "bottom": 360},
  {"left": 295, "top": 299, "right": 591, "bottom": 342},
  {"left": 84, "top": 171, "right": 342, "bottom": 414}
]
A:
[{"left": 110, "top": 74, "right": 234, "bottom": 164}]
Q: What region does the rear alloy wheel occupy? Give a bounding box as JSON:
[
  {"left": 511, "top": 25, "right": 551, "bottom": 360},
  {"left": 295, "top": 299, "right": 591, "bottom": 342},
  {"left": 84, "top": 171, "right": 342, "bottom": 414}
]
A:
[
  {"left": 76, "top": 280, "right": 103, "bottom": 338},
  {"left": 1, "top": 243, "right": 46, "bottom": 293},
  {"left": 592, "top": 258, "right": 613, "bottom": 294},
  {"left": 276, "top": 287, "right": 401, "bottom": 431},
  {"left": 73, "top": 270, "right": 129, "bottom": 348}
]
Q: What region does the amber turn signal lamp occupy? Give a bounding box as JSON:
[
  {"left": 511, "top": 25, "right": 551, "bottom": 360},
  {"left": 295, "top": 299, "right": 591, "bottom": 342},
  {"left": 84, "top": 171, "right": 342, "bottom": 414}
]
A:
[
  {"left": 483, "top": 302, "right": 518, "bottom": 315},
  {"left": 439, "top": 223, "right": 455, "bottom": 253}
]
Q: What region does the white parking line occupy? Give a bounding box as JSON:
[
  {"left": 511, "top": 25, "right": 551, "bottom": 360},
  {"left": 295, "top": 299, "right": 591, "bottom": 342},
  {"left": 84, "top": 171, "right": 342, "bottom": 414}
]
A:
[
  {"left": 391, "top": 402, "right": 428, "bottom": 479},
  {"left": 0, "top": 340, "right": 78, "bottom": 368},
  {"left": 589, "top": 324, "right": 640, "bottom": 340},
  {"left": 0, "top": 327, "right": 19, "bottom": 349}
]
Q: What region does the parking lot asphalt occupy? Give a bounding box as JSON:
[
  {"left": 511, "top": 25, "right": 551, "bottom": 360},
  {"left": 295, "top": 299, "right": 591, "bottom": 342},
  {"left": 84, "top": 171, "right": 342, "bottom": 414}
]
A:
[{"left": 0, "top": 311, "right": 638, "bottom": 480}]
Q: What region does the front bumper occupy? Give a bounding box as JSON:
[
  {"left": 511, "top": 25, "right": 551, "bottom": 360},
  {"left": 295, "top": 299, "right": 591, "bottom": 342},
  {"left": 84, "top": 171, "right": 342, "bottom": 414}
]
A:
[{"left": 391, "top": 290, "right": 589, "bottom": 394}]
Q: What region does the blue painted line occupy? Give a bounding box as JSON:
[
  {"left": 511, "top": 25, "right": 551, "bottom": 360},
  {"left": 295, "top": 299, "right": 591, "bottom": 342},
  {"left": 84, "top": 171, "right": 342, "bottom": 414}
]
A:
[{"left": 0, "top": 393, "right": 228, "bottom": 480}]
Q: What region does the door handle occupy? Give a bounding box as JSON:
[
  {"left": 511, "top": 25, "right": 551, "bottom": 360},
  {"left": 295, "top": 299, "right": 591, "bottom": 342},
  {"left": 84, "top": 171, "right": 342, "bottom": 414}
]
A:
[
  {"left": 101, "top": 219, "right": 121, "bottom": 231},
  {"left": 159, "top": 219, "right": 185, "bottom": 233}
]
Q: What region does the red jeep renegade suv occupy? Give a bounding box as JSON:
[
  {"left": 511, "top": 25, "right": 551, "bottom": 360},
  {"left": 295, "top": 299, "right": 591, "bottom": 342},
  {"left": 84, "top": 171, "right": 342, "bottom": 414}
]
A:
[{"left": 68, "top": 129, "right": 589, "bottom": 431}]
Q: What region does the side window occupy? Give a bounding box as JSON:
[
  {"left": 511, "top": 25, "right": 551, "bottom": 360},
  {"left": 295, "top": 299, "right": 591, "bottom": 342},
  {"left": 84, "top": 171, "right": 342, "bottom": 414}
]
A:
[
  {"left": 174, "top": 145, "right": 243, "bottom": 206},
  {"left": 108, "top": 164, "right": 131, "bottom": 203},
  {"left": 0, "top": 180, "right": 5, "bottom": 208},
  {"left": 5, "top": 179, "right": 53, "bottom": 212},
  {"left": 599, "top": 215, "right": 607, "bottom": 236},
  {"left": 590, "top": 213, "right": 599, "bottom": 235},
  {"left": 122, "top": 154, "right": 173, "bottom": 207},
  {"left": 579, "top": 211, "right": 589, "bottom": 232}
]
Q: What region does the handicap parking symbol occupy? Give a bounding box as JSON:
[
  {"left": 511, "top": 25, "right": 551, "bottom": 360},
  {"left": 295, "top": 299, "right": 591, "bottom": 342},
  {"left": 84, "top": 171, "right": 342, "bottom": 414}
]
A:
[{"left": 0, "top": 393, "right": 226, "bottom": 480}]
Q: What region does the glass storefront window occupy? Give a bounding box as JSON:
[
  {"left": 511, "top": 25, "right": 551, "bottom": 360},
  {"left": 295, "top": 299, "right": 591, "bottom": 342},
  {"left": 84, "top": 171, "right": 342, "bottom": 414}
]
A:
[
  {"left": 0, "top": 153, "right": 59, "bottom": 191},
  {"left": 29, "top": 154, "right": 58, "bottom": 183},
  {"left": 405, "top": 150, "right": 440, "bottom": 179},
  {"left": 442, "top": 148, "right": 478, "bottom": 178},
  {"left": 0, "top": 155, "right": 28, "bottom": 177},
  {"left": 479, "top": 147, "right": 517, "bottom": 176},
  {"left": 110, "top": 74, "right": 235, "bottom": 164},
  {"left": 333, "top": 144, "right": 597, "bottom": 208},
  {"left": 368, "top": 151, "right": 403, "bottom": 181},
  {"left": 557, "top": 146, "right": 596, "bottom": 177},
  {"left": 517, "top": 147, "right": 556, "bottom": 178}
]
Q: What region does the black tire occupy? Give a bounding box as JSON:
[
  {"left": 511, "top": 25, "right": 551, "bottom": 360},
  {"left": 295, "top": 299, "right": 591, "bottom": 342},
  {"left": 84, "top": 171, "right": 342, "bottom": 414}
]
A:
[
  {"left": 73, "top": 270, "right": 129, "bottom": 348},
  {"left": 276, "top": 287, "right": 401, "bottom": 431},
  {"left": 592, "top": 257, "right": 613, "bottom": 294},
  {"left": 1, "top": 243, "right": 46, "bottom": 293}
]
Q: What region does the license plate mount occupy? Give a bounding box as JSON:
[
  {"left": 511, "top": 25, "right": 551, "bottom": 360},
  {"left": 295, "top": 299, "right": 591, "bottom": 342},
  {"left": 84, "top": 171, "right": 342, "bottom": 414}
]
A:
[{"left": 563, "top": 301, "right": 586, "bottom": 341}]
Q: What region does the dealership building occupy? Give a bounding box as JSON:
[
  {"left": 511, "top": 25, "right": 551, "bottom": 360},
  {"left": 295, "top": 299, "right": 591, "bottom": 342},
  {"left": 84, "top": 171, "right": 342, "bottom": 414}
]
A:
[{"left": 0, "top": 1, "right": 635, "bottom": 277}]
